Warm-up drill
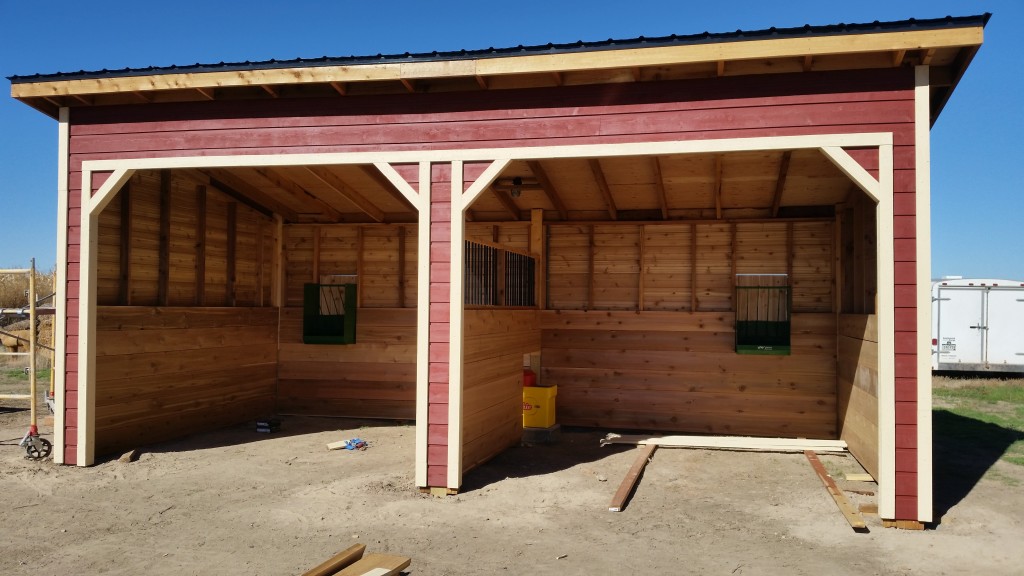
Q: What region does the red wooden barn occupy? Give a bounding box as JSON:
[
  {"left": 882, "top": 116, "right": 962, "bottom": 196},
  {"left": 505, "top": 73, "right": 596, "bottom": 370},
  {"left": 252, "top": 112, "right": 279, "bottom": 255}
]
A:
[{"left": 10, "top": 14, "right": 988, "bottom": 527}]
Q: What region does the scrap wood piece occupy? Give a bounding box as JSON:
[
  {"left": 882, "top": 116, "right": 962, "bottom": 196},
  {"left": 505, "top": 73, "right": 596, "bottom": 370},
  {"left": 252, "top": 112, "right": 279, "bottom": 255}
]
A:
[
  {"left": 804, "top": 450, "right": 868, "bottom": 532},
  {"left": 601, "top": 433, "right": 848, "bottom": 453},
  {"left": 301, "top": 543, "right": 366, "bottom": 576},
  {"left": 844, "top": 473, "right": 875, "bottom": 482},
  {"left": 335, "top": 553, "right": 412, "bottom": 576},
  {"left": 609, "top": 444, "right": 658, "bottom": 512}
]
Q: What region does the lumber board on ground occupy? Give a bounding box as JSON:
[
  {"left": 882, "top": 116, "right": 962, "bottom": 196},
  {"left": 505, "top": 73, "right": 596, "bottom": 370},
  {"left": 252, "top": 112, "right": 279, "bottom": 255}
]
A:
[
  {"left": 300, "top": 544, "right": 366, "bottom": 576},
  {"left": 334, "top": 553, "right": 411, "bottom": 576},
  {"left": 804, "top": 450, "right": 868, "bottom": 532},
  {"left": 602, "top": 433, "right": 848, "bottom": 452},
  {"left": 609, "top": 444, "right": 657, "bottom": 512}
]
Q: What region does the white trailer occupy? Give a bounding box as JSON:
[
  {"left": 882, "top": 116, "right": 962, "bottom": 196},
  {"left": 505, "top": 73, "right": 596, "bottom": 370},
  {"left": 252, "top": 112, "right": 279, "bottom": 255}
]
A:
[{"left": 931, "top": 278, "right": 1024, "bottom": 373}]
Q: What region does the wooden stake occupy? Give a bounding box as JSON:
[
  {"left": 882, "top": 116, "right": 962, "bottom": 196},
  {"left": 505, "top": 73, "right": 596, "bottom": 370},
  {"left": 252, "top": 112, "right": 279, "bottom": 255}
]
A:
[
  {"left": 804, "top": 450, "right": 868, "bottom": 532},
  {"left": 609, "top": 444, "right": 657, "bottom": 512}
]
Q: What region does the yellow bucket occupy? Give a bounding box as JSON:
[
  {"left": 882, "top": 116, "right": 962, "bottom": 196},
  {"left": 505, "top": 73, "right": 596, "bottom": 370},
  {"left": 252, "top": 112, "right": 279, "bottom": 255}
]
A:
[{"left": 523, "top": 385, "right": 557, "bottom": 428}]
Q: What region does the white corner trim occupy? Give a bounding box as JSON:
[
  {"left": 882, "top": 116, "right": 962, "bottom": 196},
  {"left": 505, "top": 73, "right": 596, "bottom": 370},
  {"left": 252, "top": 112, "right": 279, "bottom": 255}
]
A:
[
  {"left": 87, "top": 169, "right": 135, "bottom": 215},
  {"left": 915, "top": 65, "right": 934, "bottom": 523},
  {"left": 374, "top": 162, "right": 425, "bottom": 211},
  {"left": 460, "top": 158, "right": 513, "bottom": 209},
  {"left": 414, "top": 161, "right": 431, "bottom": 487},
  {"left": 53, "top": 107, "right": 69, "bottom": 465},
  {"left": 876, "top": 143, "right": 897, "bottom": 519},
  {"left": 821, "top": 146, "right": 883, "bottom": 201},
  {"left": 448, "top": 161, "right": 465, "bottom": 490}
]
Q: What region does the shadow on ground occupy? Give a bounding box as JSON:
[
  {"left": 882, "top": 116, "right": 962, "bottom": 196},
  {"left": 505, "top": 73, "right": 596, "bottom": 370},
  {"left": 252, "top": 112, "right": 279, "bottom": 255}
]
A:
[
  {"left": 460, "top": 427, "right": 633, "bottom": 493},
  {"left": 932, "top": 409, "right": 1024, "bottom": 523}
]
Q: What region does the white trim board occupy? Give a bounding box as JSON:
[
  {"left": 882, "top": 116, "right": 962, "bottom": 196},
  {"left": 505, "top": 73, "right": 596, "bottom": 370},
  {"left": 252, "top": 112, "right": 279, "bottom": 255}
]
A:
[
  {"left": 53, "top": 107, "right": 69, "bottom": 465},
  {"left": 601, "top": 434, "right": 849, "bottom": 453},
  {"left": 914, "top": 65, "right": 934, "bottom": 523}
]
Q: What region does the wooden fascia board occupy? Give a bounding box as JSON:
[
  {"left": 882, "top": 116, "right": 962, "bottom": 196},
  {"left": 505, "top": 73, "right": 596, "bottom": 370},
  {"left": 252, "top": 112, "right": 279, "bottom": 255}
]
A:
[{"left": 11, "top": 26, "right": 983, "bottom": 99}]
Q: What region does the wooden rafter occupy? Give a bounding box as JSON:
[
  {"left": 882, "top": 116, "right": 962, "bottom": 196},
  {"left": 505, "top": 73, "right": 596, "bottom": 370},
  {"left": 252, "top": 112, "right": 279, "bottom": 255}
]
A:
[
  {"left": 651, "top": 157, "right": 669, "bottom": 220},
  {"left": 358, "top": 165, "right": 417, "bottom": 212},
  {"left": 474, "top": 75, "right": 488, "bottom": 89},
  {"left": 304, "top": 166, "right": 386, "bottom": 222},
  {"left": 892, "top": 49, "right": 907, "bottom": 67},
  {"left": 921, "top": 48, "right": 936, "bottom": 65},
  {"left": 491, "top": 189, "right": 521, "bottom": 221},
  {"left": 527, "top": 161, "right": 569, "bottom": 220},
  {"left": 329, "top": 81, "right": 346, "bottom": 96},
  {"left": 197, "top": 168, "right": 294, "bottom": 221},
  {"left": 551, "top": 71, "right": 563, "bottom": 86},
  {"left": 400, "top": 78, "right": 415, "bottom": 93},
  {"left": 246, "top": 167, "right": 343, "bottom": 220},
  {"left": 195, "top": 87, "right": 215, "bottom": 100},
  {"left": 713, "top": 155, "right": 723, "bottom": 220},
  {"left": 803, "top": 55, "right": 814, "bottom": 72},
  {"left": 70, "top": 94, "right": 93, "bottom": 106},
  {"left": 770, "top": 151, "right": 792, "bottom": 217},
  {"left": 131, "top": 91, "right": 151, "bottom": 103},
  {"left": 261, "top": 85, "right": 279, "bottom": 98},
  {"left": 588, "top": 159, "right": 618, "bottom": 220},
  {"left": 42, "top": 96, "right": 63, "bottom": 108},
  {"left": 716, "top": 60, "right": 726, "bottom": 76},
  {"left": 630, "top": 67, "right": 642, "bottom": 82}
]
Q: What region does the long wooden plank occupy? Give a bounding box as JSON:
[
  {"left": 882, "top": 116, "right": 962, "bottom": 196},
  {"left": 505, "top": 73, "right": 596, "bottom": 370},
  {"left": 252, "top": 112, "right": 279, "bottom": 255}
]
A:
[
  {"left": 609, "top": 444, "right": 657, "bottom": 512},
  {"left": 334, "top": 553, "right": 411, "bottom": 576},
  {"left": 804, "top": 450, "right": 868, "bottom": 531},
  {"left": 300, "top": 543, "right": 366, "bottom": 576},
  {"left": 603, "top": 434, "right": 847, "bottom": 452}
]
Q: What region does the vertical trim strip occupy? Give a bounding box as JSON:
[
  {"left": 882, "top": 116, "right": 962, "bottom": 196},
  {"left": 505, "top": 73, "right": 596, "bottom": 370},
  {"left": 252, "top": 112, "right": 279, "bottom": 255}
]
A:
[
  {"left": 915, "top": 65, "right": 934, "bottom": 523},
  {"left": 448, "top": 160, "right": 465, "bottom": 489},
  {"left": 414, "top": 162, "right": 431, "bottom": 487},
  {"left": 53, "top": 108, "right": 69, "bottom": 465},
  {"left": 876, "top": 143, "right": 897, "bottom": 519},
  {"left": 76, "top": 168, "right": 93, "bottom": 466}
]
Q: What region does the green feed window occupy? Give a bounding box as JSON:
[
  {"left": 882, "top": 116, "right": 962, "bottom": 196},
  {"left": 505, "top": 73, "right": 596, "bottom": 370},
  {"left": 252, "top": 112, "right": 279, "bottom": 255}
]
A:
[
  {"left": 303, "top": 280, "right": 357, "bottom": 345},
  {"left": 735, "top": 274, "right": 791, "bottom": 355}
]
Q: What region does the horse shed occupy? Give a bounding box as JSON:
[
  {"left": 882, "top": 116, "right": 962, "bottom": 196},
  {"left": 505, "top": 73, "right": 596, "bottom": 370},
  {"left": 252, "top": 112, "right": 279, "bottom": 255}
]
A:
[{"left": 9, "top": 14, "right": 987, "bottom": 527}]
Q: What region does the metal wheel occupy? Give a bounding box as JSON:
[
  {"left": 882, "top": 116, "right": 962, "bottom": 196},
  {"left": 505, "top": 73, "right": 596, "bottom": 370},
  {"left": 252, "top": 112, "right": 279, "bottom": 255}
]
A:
[{"left": 25, "top": 438, "right": 52, "bottom": 460}]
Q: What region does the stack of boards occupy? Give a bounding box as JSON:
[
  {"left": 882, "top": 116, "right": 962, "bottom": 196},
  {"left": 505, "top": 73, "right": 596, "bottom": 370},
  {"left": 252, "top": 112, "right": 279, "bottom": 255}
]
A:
[{"left": 300, "top": 543, "right": 411, "bottom": 576}]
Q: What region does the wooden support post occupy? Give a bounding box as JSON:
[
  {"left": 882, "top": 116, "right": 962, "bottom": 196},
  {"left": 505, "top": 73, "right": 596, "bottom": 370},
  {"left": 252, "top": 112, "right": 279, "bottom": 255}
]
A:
[
  {"left": 786, "top": 222, "right": 794, "bottom": 281},
  {"left": 256, "top": 218, "right": 265, "bottom": 306},
  {"left": 804, "top": 450, "right": 868, "bottom": 532},
  {"left": 638, "top": 225, "right": 645, "bottom": 311},
  {"left": 271, "top": 215, "right": 284, "bottom": 308},
  {"left": 529, "top": 208, "right": 544, "bottom": 310},
  {"left": 714, "top": 155, "right": 723, "bottom": 220},
  {"left": 356, "top": 226, "right": 364, "bottom": 308},
  {"left": 852, "top": 196, "right": 865, "bottom": 313},
  {"left": 587, "top": 225, "right": 595, "bottom": 310},
  {"left": 690, "top": 224, "right": 698, "bottom": 312},
  {"left": 195, "top": 185, "right": 206, "bottom": 306},
  {"left": 118, "top": 181, "right": 132, "bottom": 305},
  {"left": 398, "top": 225, "right": 407, "bottom": 308},
  {"left": 609, "top": 444, "right": 657, "bottom": 512},
  {"left": 226, "top": 202, "right": 237, "bottom": 306},
  {"left": 312, "top": 226, "right": 321, "bottom": 283},
  {"left": 157, "top": 171, "right": 171, "bottom": 306},
  {"left": 652, "top": 157, "right": 669, "bottom": 220},
  {"left": 729, "top": 222, "right": 737, "bottom": 280}
]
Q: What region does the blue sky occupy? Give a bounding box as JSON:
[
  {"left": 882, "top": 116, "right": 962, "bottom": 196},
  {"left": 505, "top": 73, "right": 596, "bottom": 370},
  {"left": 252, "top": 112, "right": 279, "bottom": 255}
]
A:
[{"left": 1, "top": 1, "right": 1020, "bottom": 279}]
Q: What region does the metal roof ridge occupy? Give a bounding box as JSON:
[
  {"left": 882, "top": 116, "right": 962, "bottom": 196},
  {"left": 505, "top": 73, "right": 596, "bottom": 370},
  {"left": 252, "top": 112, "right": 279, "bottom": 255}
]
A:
[{"left": 8, "top": 13, "right": 991, "bottom": 84}]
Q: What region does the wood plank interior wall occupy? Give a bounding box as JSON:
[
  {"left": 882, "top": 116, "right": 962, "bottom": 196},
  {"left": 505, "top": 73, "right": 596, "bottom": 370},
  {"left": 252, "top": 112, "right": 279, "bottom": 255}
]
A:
[
  {"left": 93, "top": 306, "right": 277, "bottom": 457},
  {"left": 836, "top": 314, "right": 880, "bottom": 478},
  {"left": 839, "top": 192, "right": 877, "bottom": 314},
  {"left": 462, "top": 309, "right": 541, "bottom": 473},
  {"left": 96, "top": 170, "right": 274, "bottom": 307},
  {"left": 547, "top": 221, "right": 833, "bottom": 312},
  {"left": 542, "top": 310, "right": 837, "bottom": 438},
  {"left": 278, "top": 223, "right": 417, "bottom": 419}
]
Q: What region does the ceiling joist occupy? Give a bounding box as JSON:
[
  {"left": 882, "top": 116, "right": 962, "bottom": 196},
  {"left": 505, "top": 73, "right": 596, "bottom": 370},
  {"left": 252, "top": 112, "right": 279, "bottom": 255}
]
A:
[
  {"left": 588, "top": 159, "right": 618, "bottom": 220},
  {"left": 491, "top": 189, "right": 522, "bottom": 220},
  {"left": 304, "top": 166, "right": 386, "bottom": 222},
  {"left": 714, "top": 155, "right": 723, "bottom": 220},
  {"left": 651, "top": 157, "right": 669, "bottom": 220},
  {"left": 527, "top": 161, "right": 569, "bottom": 221},
  {"left": 770, "top": 151, "right": 793, "bottom": 218}
]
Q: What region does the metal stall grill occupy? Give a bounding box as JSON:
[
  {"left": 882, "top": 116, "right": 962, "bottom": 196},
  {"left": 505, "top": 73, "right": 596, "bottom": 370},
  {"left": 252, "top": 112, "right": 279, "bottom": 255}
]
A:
[
  {"left": 735, "top": 273, "right": 791, "bottom": 355},
  {"left": 464, "top": 241, "right": 536, "bottom": 307}
]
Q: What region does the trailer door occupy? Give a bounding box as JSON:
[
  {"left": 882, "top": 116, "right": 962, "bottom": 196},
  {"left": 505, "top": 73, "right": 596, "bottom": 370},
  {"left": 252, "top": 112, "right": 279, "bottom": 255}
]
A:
[
  {"left": 985, "top": 288, "right": 1024, "bottom": 368},
  {"left": 936, "top": 286, "right": 985, "bottom": 367}
]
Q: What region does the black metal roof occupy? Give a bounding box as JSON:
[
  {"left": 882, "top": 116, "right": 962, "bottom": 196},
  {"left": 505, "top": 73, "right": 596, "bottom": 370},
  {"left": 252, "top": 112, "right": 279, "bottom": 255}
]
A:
[{"left": 8, "top": 14, "right": 990, "bottom": 84}]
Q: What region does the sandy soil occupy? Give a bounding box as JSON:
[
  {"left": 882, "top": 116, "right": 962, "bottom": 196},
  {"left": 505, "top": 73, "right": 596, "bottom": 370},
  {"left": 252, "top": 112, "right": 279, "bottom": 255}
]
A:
[{"left": 2, "top": 385, "right": 1023, "bottom": 575}]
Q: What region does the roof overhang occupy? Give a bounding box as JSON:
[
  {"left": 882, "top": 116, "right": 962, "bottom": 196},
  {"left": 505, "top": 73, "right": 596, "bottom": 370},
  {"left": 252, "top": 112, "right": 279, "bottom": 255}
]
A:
[{"left": 10, "top": 15, "right": 987, "bottom": 123}]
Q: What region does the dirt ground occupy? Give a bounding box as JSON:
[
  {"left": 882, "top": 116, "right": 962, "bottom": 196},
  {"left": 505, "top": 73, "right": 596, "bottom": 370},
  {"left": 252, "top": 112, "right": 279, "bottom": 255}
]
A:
[{"left": 2, "top": 380, "right": 1023, "bottom": 576}]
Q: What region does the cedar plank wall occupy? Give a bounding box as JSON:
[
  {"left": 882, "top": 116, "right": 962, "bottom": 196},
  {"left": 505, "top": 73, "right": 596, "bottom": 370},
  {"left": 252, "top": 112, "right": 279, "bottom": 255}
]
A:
[
  {"left": 544, "top": 221, "right": 837, "bottom": 438},
  {"left": 93, "top": 307, "right": 276, "bottom": 456},
  {"left": 65, "top": 67, "right": 917, "bottom": 513},
  {"left": 837, "top": 314, "right": 879, "bottom": 478},
  {"left": 277, "top": 224, "right": 417, "bottom": 418},
  {"left": 462, "top": 310, "right": 541, "bottom": 473}
]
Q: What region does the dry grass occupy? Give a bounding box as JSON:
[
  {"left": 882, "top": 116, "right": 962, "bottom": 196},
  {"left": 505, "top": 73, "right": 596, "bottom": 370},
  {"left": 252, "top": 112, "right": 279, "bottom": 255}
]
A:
[{"left": 0, "top": 266, "right": 55, "bottom": 311}]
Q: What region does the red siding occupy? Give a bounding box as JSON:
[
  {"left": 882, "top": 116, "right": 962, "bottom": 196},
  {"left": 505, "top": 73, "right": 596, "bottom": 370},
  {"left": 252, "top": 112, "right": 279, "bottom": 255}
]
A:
[{"left": 62, "top": 67, "right": 922, "bottom": 510}]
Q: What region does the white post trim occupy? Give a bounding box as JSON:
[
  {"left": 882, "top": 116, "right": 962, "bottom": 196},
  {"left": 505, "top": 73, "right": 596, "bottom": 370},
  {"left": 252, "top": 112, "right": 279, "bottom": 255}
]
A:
[
  {"left": 53, "top": 107, "right": 69, "bottom": 465},
  {"left": 461, "top": 158, "right": 512, "bottom": 208},
  {"left": 447, "top": 160, "right": 465, "bottom": 489},
  {"left": 915, "top": 65, "right": 934, "bottom": 523},
  {"left": 374, "top": 162, "right": 426, "bottom": 211},
  {"left": 820, "top": 146, "right": 882, "bottom": 200},
  {"left": 876, "top": 143, "right": 897, "bottom": 519},
  {"left": 414, "top": 162, "right": 431, "bottom": 487},
  {"left": 77, "top": 168, "right": 135, "bottom": 466}
]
